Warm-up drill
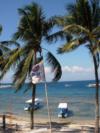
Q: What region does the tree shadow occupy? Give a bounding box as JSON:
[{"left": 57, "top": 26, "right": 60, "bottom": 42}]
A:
[{"left": 0, "top": 123, "right": 21, "bottom": 133}]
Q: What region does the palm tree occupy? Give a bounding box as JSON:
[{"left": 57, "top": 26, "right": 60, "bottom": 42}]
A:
[
  {"left": 0, "top": 2, "right": 62, "bottom": 129},
  {"left": 50, "top": 0, "right": 100, "bottom": 132}
]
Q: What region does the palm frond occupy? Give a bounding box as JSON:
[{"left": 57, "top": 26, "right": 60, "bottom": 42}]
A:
[
  {"left": 66, "top": 0, "right": 94, "bottom": 30},
  {"left": 63, "top": 24, "right": 90, "bottom": 34},
  {"left": 0, "top": 48, "right": 20, "bottom": 71},
  {"left": 0, "top": 25, "right": 2, "bottom": 34},
  {"left": 46, "top": 31, "right": 65, "bottom": 43},
  {"left": 58, "top": 39, "right": 80, "bottom": 54},
  {"left": 91, "top": 0, "right": 100, "bottom": 28},
  {"left": 13, "top": 7, "right": 35, "bottom": 41},
  {"left": 92, "top": 26, "right": 100, "bottom": 35},
  {"left": 12, "top": 31, "right": 22, "bottom": 41},
  {"left": 13, "top": 50, "right": 34, "bottom": 91},
  {"left": 42, "top": 17, "right": 56, "bottom": 36},
  {"left": 46, "top": 52, "right": 62, "bottom": 81},
  {"left": 0, "top": 48, "right": 24, "bottom": 79},
  {"left": 24, "top": 2, "right": 41, "bottom": 15},
  {"left": 0, "top": 40, "right": 20, "bottom": 53},
  {"left": 0, "top": 44, "right": 10, "bottom": 53},
  {"left": 90, "top": 39, "right": 100, "bottom": 54},
  {"left": 0, "top": 49, "right": 3, "bottom": 56},
  {"left": 18, "top": 8, "right": 34, "bottom": 34},
  {"left": 53, "top": 16, "right": 66, "bottom": 27},
  {"left": 0, "top": 40, "right": 20, "bottom": 48}
]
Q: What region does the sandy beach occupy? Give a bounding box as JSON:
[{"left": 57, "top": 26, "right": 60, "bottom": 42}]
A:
[{"left": 0, "top": 114, "right": 97, "bottom": 133}]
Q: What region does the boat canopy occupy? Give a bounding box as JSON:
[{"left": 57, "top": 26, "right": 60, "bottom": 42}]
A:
[
  {"left": 58, "top": 103, "right": 68, "bottom": 108},
  {"left": 25, "top": 98, "right": 41, "bottom": 103}
]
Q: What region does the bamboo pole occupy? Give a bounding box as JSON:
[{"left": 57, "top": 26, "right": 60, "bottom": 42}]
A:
[
  {"left": 42, "top": 57, "right": 52, "bottom": 133},
  {"left": 44, "top": 82, "right": 52, "bottom": 133}
]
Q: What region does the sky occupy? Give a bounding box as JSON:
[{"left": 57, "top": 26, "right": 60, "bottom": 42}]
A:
[{"left": 0, "top": 0, "right": 98, "bottom": 82}]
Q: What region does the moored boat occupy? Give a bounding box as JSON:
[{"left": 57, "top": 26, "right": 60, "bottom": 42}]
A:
[
  {"left": 58, "top": 103, "right": 68, "bottom": 118},
  {"left": 24, "top": 98, "right": 41, "bottom": 111},
  {"left": 88, "top": 83, "right": 100, "bottom": 88}
]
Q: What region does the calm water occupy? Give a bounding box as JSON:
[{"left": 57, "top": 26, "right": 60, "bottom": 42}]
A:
[{"left": 0, "top": 80, "right": 100, "bottom": 121}]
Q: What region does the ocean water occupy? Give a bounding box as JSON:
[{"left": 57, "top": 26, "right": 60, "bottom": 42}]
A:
[{"left": 0, "top": 80, "right": 100, "bottom": 121}]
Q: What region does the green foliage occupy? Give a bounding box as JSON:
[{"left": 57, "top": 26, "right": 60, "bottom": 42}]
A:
[
  {"left": 13, "top": 50, "right": 34, "bottom": 90},
  {"left": 0, "top": 25, "right": 2, "bottom": 34},
  {"left": 0, "top": 2, "right": 62, "bottom": 91},
  {"left": 58, "top": 39, "right": 80, "bottom": 53},
  {"left": 0, "top": 48, "right": 23, "bottom": 79},
  {"left": 66, "top": 0, "right": 100, "bottom": 30},
  {"left": 56, "top": 0, "right": 100, "bottom": 63},
  {"left": 46, "top": 52, "right": 62, "bottom": 81}
]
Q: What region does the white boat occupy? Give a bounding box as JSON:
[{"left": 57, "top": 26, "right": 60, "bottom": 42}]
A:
[
  {"left": 58, "top": 103, "right": 68, "bottom": 118},
  {"left": 88, "top": 83, "right": 100, "bottom": 88},
  {"left": 24, "top": 98, "right": 41, "bottom": 111},
  {"left": 0, "top": 84, "right": 12, "bottom": 88}
]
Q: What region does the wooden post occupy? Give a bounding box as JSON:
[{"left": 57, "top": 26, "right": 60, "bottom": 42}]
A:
[{"left": 2, "top": 114, "right": 6, "bottom": 130}]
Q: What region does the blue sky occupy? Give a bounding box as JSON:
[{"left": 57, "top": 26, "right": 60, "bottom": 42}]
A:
[{"left": 0, "top": 0, "right": 97, "bottom": 82}]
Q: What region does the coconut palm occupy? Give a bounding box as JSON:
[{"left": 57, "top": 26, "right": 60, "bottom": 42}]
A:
[
  {"left": 50, "top": 0, "right": 100, "bottom": 132},
  {"left": 0, "top": 2, "right": 62, "bottom": 129}
]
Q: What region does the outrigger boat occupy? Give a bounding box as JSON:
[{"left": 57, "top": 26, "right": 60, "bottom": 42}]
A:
[
  {"left": 24, "top": 98, "right": 41, "bottom": 111},
  {"left": 58, "top": 103, "right": 68, "bottom": 118}
]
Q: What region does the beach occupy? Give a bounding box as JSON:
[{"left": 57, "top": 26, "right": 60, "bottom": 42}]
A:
[
  {"left": 0, "top": 81, "right": 100, "bottom": 132},
  {"left": 0, "top": 81, "right": 98, "bottom": 121},
  {"left": 0, "top": 0, "right": 99, "bottom": 132},
  {"left": 0, "top": 114, "right": 96, "bottom": 133}
]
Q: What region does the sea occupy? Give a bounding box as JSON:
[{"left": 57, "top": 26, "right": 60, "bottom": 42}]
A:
[{"left": 0, "top": 80, "right": 100, "bottom": 121}]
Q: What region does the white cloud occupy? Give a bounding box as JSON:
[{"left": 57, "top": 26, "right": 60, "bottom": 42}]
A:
[
  {"left": 43, "top": 65, "right": 95, "bottom": 81},
  {"left": 43, "top": 65, "right": 96, "bottom": 81},
  {"left": 62, "top": 65, "right": 93, "bottom": 73},
  {"left": 1, "top": 65, "right": 100, "bottom": 83}
]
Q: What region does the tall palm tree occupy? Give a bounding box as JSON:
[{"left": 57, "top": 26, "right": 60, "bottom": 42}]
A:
[
  {"left": 50, "top": 0, "right": 100, "bottom": 132},
  {"left": 0, "top": 2, "right": 62, "bottom": 129}
]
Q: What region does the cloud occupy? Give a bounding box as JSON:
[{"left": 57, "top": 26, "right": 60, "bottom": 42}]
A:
[
  {"left": 1, "top": 65, "right": 100, "bottom": 83},
  {"left": 43, "top": 65, "right": 95, "bottom": 81},
  {"left": 43, "top": 65, "right": 94, "bottom": 81},
  {"left": 62, "top": 65, "right": 93, "bottom": 73}
]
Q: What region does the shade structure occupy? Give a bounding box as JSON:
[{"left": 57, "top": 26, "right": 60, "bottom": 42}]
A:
[
  {"left": 58, "top": 103, "right": 68, "bottom": 108},
  {"left": 25, "top": 98, "right": 41, "bottom": 103}
]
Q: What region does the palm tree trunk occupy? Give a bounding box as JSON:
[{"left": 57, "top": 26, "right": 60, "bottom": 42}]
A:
[
  {"left": 30, "top": 84, "right": 36, "bottom": 129},
  {"left": 93, "top": 55, "right": 99, "bottom": 133},
  {"left": 30, "top": 50, "right": 37, "bottom": 129}
]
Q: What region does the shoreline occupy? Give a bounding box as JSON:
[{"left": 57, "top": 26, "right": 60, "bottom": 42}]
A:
[{"left": 0, "top": 114, "right": 97, "bottom": 132}]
